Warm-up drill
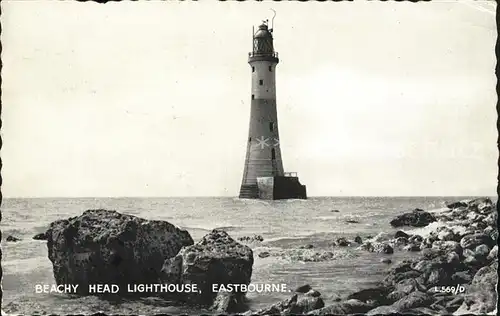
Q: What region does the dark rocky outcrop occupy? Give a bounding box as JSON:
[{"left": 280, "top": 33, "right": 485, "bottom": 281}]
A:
[
  {"left": 161, "top": 229, "right": 253, "bottom": 313},
  {"left": 6, "top": 235, "right": 21, "bottom": 242},
  {"left": 46, "top": 209, "right": 194, "bottom": 296},
  {"left": 390, "top": 209, "right": 437, "bottom": 227},
  {"left": 33, "top": 232, "right": 48, "bottom": 240},
  {"left": 244, "top": 286, "right": 325, "bottom": 315}
]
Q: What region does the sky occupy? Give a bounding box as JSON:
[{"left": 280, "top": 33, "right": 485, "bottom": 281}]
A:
[{"left": 1, "top": 0, "right": 497, "bottom": 197}]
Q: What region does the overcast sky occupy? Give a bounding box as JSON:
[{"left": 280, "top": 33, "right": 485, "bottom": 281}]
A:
[{"left": 2, "top": 0, "right": 497, "bottom": 197}]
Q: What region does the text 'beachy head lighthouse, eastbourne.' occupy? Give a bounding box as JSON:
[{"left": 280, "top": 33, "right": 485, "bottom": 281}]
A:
[{"left": 239, "top": 15, "right": 307, "bottom": 200}]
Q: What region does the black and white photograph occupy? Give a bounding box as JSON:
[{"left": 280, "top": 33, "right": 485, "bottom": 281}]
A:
[{"left": 1, "top": 0, "right": 498, "bottom": 315}]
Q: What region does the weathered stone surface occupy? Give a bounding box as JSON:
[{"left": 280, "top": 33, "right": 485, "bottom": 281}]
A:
[
  {"left": 391, "top": 290, "right": 434, "bottom": 311},
  {"left": 46, "top": 209, "right": 194, "bottom": 295},
  {"left": 308, "top": 299, "right": 374, "bottom": 315},
  {"left": 354, "top": 236, "right": 363, "bottom": 244},
  {"left": 161, "top": 229, "right": 253, "bottom": 311},
  {"left": 373, "top": 243, "right": 394, "bottom": 254},
  {"left": 394, "top": 230, "right": 410, "bottom": 239},
  {"left": 454, "top": 261, "right": 498, "bottom": 315},
  {"left": 460, "top": 233, "right": 494, "bottom": 250},
  {"left": 447, "top": 201, "right": 468, "bottom": 209},
  {"left": 390, "top": 209, "right": 437, "bottom": 227},
  {"left": 249, "top": 290, "right": 324, "bottom": 315},
  {"left": 335, "top": 237, "right": 349, "bottom": 247}
]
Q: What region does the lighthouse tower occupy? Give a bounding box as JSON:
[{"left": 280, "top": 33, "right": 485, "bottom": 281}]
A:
[{"left": 239, "top": 20, "right": 307, "bottom": 200}]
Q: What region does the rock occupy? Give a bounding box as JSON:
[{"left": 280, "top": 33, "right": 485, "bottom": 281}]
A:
[
  {"left": 211, "top": 291, "right": 241, "bottom": 313},
  {"left": 335, "top": 237, "right": 349, "bottom": 247},
  {"left": 409, "top": 234, "right": 423, "bottom": 243},
  {"left": 381, "top": 258, "right": 392, "bottom": 264},
  {"left": 6, "top": 235, "right": 21, "bottom": 242},
  {"left": 258, "top": 251, "right": 270, "bottom": 258},
  {"left": 474, "top": 244, "right": 490, "bottom": 259},
  {"left": 437, "top": 227, "right": 458, "bottom": 241},
  {"left": 331, "top": 209, "right": 340, "bottom": 212},
  {"left": 460, "top": 233, "right": 493, "bottom": 250},
  {"left": 300, "top": 244, "right": 314, "bottom": 249},
  {"left": 309, "top": 299, "right": 373, "bottom": 315},
  {"left": 354, "top": 236, "right": 363, "bottom": 244},
  {"left": 345, "top": 219, "right": 359, "bottom": 224},
  {"left": 432, "top": 240, "right": 462, "bottom": 256},
  {"left": 393, "top": 237, "right": 409, "bottom": 247},
  {"left": 371, "top": 232, "right": 393, "bottom": 242},
  {"left": 305, "top": 290, "right": 321, "bottom": 298},
  {"left": 295, "top": 284, "right": 313, "bottom": 293},
  {"left": 468, "top": 197, "right": 494, "bottom": 214},
  {"left": 392, "top": 290, "right": 433, "bottom": 310},
  {"left": 447, "top": 201, "right": 468, "bottom": 209},
  {"left": 347, "top": 287, "right": 393, "bottom": 306},
  {"left": 390, "top": 209, "right": 437, "bottom": 228},
  {"left": 253, "top": 292, "right": 324, "bottom": 315},
  {"left": 454, "top": 261, "right": 497, "bottom": 314},
  {"left": 366, "top": 305, "right": 399, "bottom": 315},
  {"left": 161, "top": 229, "right": 253, "bottom": 311},
  {"left": 487, "top": 245, "right": 497, "bottom": 261},
  {"left": 387, "top": 278, "right": 426, "bottom": 302},
  {"left": 373, "top": 243, "right": 394, "bottom": 254},
  {"left": 403, "top": 243, "right": 421, "bottom": 252},
  {"left": 46, "top": 210, "right": 194, "bottom": 296},
  {"left": 446, "top": 252, "right": 460, "bottom": 265},
  {"left": 451, "top": 271, "right": 472, "bottom": 284},
  {"left": 33, "top": 232, "right": 48, "bottom": 240},
  {"left": 394, "top": 231, "right": 410, "bottom": 239}
]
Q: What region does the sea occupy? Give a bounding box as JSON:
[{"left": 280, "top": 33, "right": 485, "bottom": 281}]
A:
[{"left": 0, "top": 196, "right": 485, "bottom": 315}]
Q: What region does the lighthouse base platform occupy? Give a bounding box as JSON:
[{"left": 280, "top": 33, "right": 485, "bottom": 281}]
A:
[{"left": 239, "top": 176, "right": 307, "bottom": 200}]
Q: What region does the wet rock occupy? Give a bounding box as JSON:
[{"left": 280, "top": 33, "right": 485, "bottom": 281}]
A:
[
  {"left": 468, "top": 197, "right": 494, "bottom": 214},
  {"left": 403, "top": 243, "right": 421, "bottom": 252},
  {"left": 454, "top": 261, "right": 497, "bottom": 314},
  {"left": 387, "top": 278, "right": 426, "bottom": 302},
  {"left": 451, "top": 271, "right": 472, "bottom": 284},
  {"left": 394, "top": 231, "right": 409, "bottom": 239},
  {"left": 309, "top": 299, "right": 373, "bottom": 315},
  {"left": 392, "top": 290, "right": 434, "bottom": 311},
  {"left": 373, "top": 243, "right": 393, "bottom": 254},
  {"left": 345, "top": 219, "right": 359, "bottom": 224},
  {"left": 381, "top": 258, "right": 392, "bottom": 264},
  {"left": 437, "top": 227, "right": 458, "bottom": 241},
  {"left": 393, "top": 237, "right": 409, "bottom": 247},
  {"left": 46, "top": 209, "right": 194, "bottom": 296},
  {"left": 409, "top": 234, "right": 423, "bottom": 243},
  {"left": 161, "top": 229, "right": 253, "bottom": 311},
  {"left": 211, "top": 291, "right": 242, "bottom": 313},
  {"left": 33, "top": 232, "right": 48, "bottom": 241},
  {"left": 335, "top": 237, "right": 349, "bottom": 247},
  {"left": 251, "top": 291, "right": 324, "bottom": 315},
  {"left": 347, "top": 286, "right": 393, "bottom": 306},
  {"left": 390, "top": 209, "right": 437, "bottom": 228},
  {"left": 366, "top": 305, "right": 399, "bottom": 315},
  {"left": 431, "top": 240, "right": 462, "bottom": 256},
  {"left": 460, "top": 233, "right": 493, "bottom": 250},
  {"left": 295, "top": 284, "right": 313, "bottom": 293},
  {"left": 474, "top": 244, "right": 490, "bottom": 259},
  {"left": 487, "top": 245, "right": 497, "bottom": 261},
  {"left": 446, "top": 252, "right": 460, "bottom": 265},
  {"left": 447, "top": 201, "right": 468, "bottom": 209},
  {"left": 354, "top": 236, "right": 362, "bottom": 244},
  {"left": 305, "top": 290, "right": 321, "bottom": 298},
  {"left": 6, "top": 235, "right": 21, "bottom": 242},
  {"left": 331, "top": 209, "right": 340, "bottom": 213},
  {"left": 258, "top": 251, "right": 270, "bottom": 258},
  {"left": 300, "top": 244, "right": 314, "bottom": 249}
]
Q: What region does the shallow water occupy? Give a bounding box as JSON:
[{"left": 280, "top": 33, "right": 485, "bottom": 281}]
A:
[{"left": 0, "top": 196, "right": 480, "bottom": 314}]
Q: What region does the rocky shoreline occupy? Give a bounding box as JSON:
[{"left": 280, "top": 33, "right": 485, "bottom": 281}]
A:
[
  {"left": 4, "top": 198, "right": 497, "bottom": 315},
  {"left": 243, "top": 197, "right": 498, "bottom": 315}
]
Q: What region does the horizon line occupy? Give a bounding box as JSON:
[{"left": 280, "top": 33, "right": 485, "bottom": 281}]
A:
[{"left": 1, "top": 195, "right": 495, "bottom": 199}]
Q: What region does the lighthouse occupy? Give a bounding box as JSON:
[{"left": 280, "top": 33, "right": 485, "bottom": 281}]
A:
[{"left": 239, "top": 19, "right": 307, "bottom": 200}]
